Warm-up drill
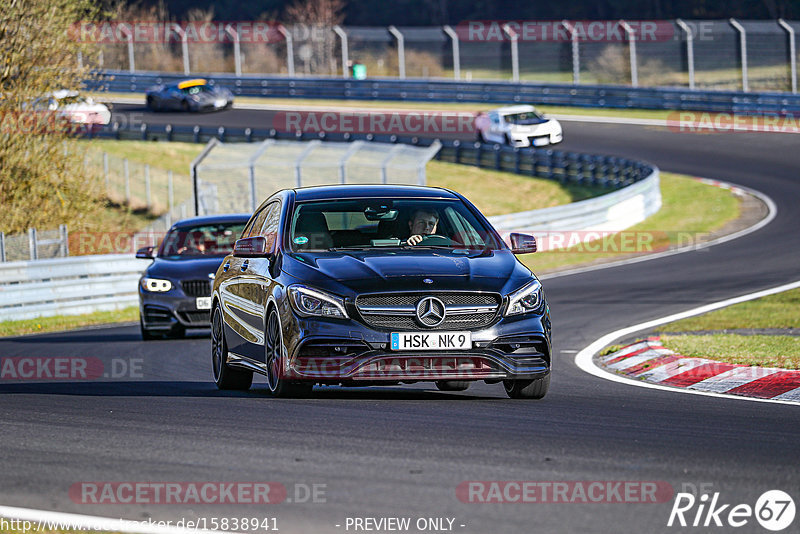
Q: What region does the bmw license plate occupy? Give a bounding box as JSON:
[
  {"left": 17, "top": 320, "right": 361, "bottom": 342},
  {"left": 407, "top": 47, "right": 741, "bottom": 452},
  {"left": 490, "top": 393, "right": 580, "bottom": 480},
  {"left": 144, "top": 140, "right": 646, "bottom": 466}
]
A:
[
  {"left": 196, "top": 297, "right": 211, "bottom": 310},
  {"left": 391, "top": 332, "right": 471, "bottom": 351}
]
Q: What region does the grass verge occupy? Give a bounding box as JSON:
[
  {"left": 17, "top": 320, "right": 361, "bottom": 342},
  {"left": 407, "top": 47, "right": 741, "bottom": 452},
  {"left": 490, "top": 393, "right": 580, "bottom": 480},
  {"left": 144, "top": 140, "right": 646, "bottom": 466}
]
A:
[
  {"left": 659, "top": 334, "right": 800, "bottom": 369},
  {"left": 520, "top": 172, "right": 741, "bottom": 274},
  {"left": 0, "top": 307, "right": 139, "bottom": 338},
  {"left": 657, "top": 289, "right": 800, "bottom": 331},
  {"left": 652, "top": 288, "right": 800, "bottom": 370}
]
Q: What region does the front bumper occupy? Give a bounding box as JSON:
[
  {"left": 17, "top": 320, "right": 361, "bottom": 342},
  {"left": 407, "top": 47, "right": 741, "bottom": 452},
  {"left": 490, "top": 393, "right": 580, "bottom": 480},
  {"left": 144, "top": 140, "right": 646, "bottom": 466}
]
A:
[
  {"left": 283, "top": 311, "right": 551, "bottom": 383},
  {"left": 139, "top": 288, "right": 211, "bottom": 330}
]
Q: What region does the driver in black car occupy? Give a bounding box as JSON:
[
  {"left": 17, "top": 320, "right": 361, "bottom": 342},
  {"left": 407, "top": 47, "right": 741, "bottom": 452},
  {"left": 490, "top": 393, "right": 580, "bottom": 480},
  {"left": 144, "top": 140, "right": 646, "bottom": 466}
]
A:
[{"left": 406, "top": 208, "right": 440, "bottom": 246}]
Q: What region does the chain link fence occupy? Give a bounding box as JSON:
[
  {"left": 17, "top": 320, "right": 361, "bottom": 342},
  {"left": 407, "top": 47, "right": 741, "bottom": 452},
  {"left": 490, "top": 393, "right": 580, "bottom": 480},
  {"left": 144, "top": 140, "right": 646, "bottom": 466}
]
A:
[
  {"left": 192, "top": 139, "right": 441, "bottom": 216},
  {"left": 81, "top": 20, "right": 800, "bottom": 92}
]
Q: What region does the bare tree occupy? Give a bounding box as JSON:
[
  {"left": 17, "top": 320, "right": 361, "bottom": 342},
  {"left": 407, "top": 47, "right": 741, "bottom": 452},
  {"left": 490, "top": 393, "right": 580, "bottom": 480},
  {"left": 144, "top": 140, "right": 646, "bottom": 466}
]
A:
[{"left": 285, "top": 0, "right": 346, "bottom": 75}]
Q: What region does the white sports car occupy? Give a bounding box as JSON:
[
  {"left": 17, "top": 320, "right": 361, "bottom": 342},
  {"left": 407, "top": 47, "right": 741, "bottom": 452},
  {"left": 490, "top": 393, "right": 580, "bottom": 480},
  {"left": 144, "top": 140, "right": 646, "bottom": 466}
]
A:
[
  {"left": 475, "top": 105, "right": 562, "bottom": 148},
  {"left": 48, "top": 90, "right": 111, "bottom": 128}
]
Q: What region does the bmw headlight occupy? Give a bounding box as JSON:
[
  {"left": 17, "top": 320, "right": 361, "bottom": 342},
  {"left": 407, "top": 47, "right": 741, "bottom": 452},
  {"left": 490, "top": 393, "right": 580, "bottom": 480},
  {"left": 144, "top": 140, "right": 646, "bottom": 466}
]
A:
[
  {"left": 505, "top": 279, "right": 543, "bottom": 316},
  {"left": 141, "top": 277, "right": 172, "bottom": 292},
  {"left": 288, "top": 285, "right": 349, "bottom": 319}
]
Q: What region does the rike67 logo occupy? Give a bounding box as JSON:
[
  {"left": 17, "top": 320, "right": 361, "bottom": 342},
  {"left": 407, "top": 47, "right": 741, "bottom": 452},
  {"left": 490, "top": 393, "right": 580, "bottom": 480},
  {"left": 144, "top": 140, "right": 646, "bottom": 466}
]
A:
[{"left": 668, "top": 489, "right": 795, "bottom": 531}]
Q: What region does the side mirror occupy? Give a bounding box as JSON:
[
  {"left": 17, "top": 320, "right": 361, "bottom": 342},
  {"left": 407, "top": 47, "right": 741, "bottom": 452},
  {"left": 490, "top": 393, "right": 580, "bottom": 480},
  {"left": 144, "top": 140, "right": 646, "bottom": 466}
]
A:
[
  {"left": 234, "top": 236, "right": 270, "bottom": 257},
  {"left": 508, "top": 233, "right": 537, "bottom": 255},
  {"left": 136, "top": 246, "right": 155, "bottom": 259}
]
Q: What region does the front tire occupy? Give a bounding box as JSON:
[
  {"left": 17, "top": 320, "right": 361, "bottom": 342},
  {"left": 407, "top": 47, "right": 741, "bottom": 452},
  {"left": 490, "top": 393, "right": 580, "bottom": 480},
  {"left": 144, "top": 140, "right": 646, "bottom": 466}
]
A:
[
  {"left": 265, "top": 308, "right": 313, "bottom": 398},
  {"left": 504, "top": 374, "right": 550, "bottom": 399},
  {"left": 211, "top": 305, "right": 253, "bottom": 390}
]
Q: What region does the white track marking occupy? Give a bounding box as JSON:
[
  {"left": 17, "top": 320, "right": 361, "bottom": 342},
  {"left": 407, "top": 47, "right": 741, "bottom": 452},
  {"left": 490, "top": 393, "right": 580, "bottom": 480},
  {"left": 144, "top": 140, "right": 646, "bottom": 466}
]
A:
[{"left": 574, "top": 280, "right": 800, "bottom": 406}]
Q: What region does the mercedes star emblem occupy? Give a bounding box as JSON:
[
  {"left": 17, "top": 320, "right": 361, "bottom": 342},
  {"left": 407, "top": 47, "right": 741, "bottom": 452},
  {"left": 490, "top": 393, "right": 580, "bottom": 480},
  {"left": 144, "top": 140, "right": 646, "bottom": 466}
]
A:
[{"left": 416, "top": 296, "right": 446, "bottom": 327}]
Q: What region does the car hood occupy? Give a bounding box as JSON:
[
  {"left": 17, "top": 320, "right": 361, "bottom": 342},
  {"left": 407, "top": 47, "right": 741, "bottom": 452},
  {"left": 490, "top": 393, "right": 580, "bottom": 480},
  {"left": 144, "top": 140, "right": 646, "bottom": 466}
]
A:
[
  {"left": 144, "top": 256, "right": 227, "bottom": 280},
  {"left": 282, "top": 249, "right": 533, "bottom": 295}
]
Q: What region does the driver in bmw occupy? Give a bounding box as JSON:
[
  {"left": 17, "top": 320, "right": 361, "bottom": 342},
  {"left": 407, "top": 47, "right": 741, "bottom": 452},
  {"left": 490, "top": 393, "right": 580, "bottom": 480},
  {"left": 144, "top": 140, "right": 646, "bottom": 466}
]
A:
[{"left": 406, "top": 209, "right": 439, "bottom": 246}]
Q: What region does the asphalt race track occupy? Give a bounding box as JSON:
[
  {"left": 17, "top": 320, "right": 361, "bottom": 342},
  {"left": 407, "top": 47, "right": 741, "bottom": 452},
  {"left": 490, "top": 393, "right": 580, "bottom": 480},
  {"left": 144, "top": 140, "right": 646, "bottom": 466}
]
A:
[{"left": 1, "top": 103, "right": 798, "bottom": 533}]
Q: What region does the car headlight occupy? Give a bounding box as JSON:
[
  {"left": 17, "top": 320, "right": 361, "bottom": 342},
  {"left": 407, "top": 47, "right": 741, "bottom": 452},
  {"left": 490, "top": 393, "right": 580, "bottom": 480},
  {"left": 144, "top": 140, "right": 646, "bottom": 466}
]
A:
[
  {"left": 141, "top": 277, "right": 172, "bottom": 292},
  {"left": 505, "top": 279, "right": 543, "bottom": 316},
  {"left": 288, "top": 285, "right": 349, "bottom": 319}
]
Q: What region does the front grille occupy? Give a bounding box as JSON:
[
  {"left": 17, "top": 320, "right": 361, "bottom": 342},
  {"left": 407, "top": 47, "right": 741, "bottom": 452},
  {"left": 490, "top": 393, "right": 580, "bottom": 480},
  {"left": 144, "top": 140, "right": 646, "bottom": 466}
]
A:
[
  {"left": 178, "top": 311, "right": 210, "bottom": 324},
  {"left": 355, "top": 292, "right": 501, "bottom": 331},
  {"left": 181, "top": 280, "right": 211, "bottom": 297}
]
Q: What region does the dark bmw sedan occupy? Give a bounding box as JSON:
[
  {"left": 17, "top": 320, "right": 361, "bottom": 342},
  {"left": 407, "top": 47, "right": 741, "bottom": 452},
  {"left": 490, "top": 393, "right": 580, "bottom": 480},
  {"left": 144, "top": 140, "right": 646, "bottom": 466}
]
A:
[
  {"left": 136, "top": 214, "right": 250, "bottom": 339},
  {"left": 211, "top": 185, "right": 551, "bottom": 399}
]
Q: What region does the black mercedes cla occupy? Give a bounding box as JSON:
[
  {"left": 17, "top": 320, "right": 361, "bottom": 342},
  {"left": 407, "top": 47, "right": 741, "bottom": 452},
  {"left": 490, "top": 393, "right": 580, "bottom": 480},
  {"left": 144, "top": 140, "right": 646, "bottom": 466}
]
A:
[
  {"left": 211, "top": 185, "right": 551, "bottom": 399},
  {"left": 137, "top": 214, "right": 250, "bottom": 339}
]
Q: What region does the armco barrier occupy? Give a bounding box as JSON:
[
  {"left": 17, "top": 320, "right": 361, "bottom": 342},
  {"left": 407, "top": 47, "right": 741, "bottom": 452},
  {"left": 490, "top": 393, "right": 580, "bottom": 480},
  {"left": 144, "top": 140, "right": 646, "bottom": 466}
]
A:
[
  {"left": 91, "top": 71, "right": 800, "bottom": 115},
  {"left": 0, "top": 255, "right": 145, "bottom": 322}
]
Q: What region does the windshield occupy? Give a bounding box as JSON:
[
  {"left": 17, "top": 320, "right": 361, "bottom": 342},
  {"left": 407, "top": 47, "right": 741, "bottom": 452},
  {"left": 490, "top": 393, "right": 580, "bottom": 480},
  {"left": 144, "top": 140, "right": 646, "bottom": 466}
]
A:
[
  {"left": 180, "top": 85, "right": 213, "bottom": 95},
  {"left": 158, "top": 222, "right": 246, "bottom": 258},
  {"left": 504, "top": 110, "right": 546, "bottom": 125},
  {"left": 289, "top": 198, "right": 502, "bottom": 252}
]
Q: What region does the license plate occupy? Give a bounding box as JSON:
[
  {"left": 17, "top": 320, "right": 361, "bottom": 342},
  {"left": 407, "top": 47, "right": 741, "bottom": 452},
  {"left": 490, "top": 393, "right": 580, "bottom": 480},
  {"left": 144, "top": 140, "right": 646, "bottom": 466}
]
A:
[
  {"left": 214, "top": 99, "right": 226, "bottom": 108},
  {"left": 196, "top": 297, "right": 211, "bottom": 310},
  {"left": 390, "top": 331, "right": 471, "bottom": 351}
]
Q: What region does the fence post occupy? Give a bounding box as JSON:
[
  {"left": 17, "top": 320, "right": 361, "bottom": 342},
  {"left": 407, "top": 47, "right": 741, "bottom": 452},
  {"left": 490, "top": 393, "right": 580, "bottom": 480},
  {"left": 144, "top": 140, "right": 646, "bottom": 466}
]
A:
[
  {"left": 28, "top": 228, "right": 38, "bottom": 261},
  {"left": 167, "top": 170, "right": 174, "bottom": 228},
  {"left": 145, "top": 164, "right": 151, "bottom": 209},
  {"left": 119, "top": 25, "right": 135, "bottom": 73},
  {"left": 123, "top": 158, "right": 131, "bottom": 205},
  {"left": 729, "top": 19, "right": 748, "bottom": 92},
  {"left": 561, "top": 21, "right": 580, "bottom": 84},
  {"left": 0, "top": 232, "right": 5, "bottom": 262},
  {"left": 333, "top": 26, "right": 349, "bottom": 78},
  {"left": 278, "top": 25, "right": 295, "bottom": 76},
  {"left": 225, "top": 24, "right": 242, "bottom": 76},
  {"left": 779, "top": 19, "right": 797, "bottom": 94},
  {"left": 619, "top": 20, "right": 638, "bottom": 87},
  {"left": 249, "top": 164, "right": 257, "bottom": 212},
  {"left": 388, "top": 26, "right": 406, "bottom": 79},
  {"left": 676, "top": 19, "right": 695, "bottom": 90},
  {"left": 502, "top": 24, "right": 520, "bottom": 82},
  {"left": 103, "top": 152, "right": 109, "bottom": 191},
  {"left": 59, "top": 224, "right": 69, "bottom": 257},
  {"left": 170, "top": 24, "right": 190, "bottom": 75},
  {"left": 443, "top": 25, "right": 460, "bottom": 79}
]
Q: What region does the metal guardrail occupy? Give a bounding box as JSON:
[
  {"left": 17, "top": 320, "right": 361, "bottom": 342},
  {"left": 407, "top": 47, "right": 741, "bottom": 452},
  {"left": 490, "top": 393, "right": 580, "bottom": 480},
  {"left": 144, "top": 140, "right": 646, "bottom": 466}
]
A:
[
  {"left": 488, "top": 169, "right": 661, "bottom": 234},
  {"left": 91, "top": 71, "right": 800, "bottom": 115},
  {"left": 0, "top": 255, "right": 144, "bottom": 321}
]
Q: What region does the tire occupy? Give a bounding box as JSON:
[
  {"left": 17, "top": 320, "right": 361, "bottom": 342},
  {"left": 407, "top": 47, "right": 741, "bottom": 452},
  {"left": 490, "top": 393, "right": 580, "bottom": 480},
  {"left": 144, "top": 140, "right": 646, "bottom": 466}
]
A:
[
  {"left": 503, "top": 374, "right": 550, "bottom": 399},
  {"left": 146, "top": 96, "right": 158, "bottom": 111},
  {"left": 265, "top": 308, "right": 313, "bottom": 398},
  {"left": 435, "top": 380, "right": 470, "bottom": 392},
  {"left": 504, "top": 133, "right": 513, "bottom": 146},
  {"left": 180, "top": 100, "right": 190, "bottom": 112},
  {"left": 140, "top": 317, "right": 158, "bottom": 341},
  {"left": 211, "top": 305, "right": 253, "bottom": 390},
  {"left": 477, "top": 130, "right": 486, "bottom": 143}
]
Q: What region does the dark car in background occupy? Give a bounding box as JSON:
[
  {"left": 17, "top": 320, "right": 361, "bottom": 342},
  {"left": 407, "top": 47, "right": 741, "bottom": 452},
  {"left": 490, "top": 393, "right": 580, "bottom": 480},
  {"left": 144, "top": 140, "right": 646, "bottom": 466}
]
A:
[
  {"left": 136, "top": 214, "right": 250, "bottom": 340},
  {"left": 145, "top": 78, "right": 234, "bottom": 112},
  {"left": 211, "top": 185, "right": 551, "bottom": 399}
]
